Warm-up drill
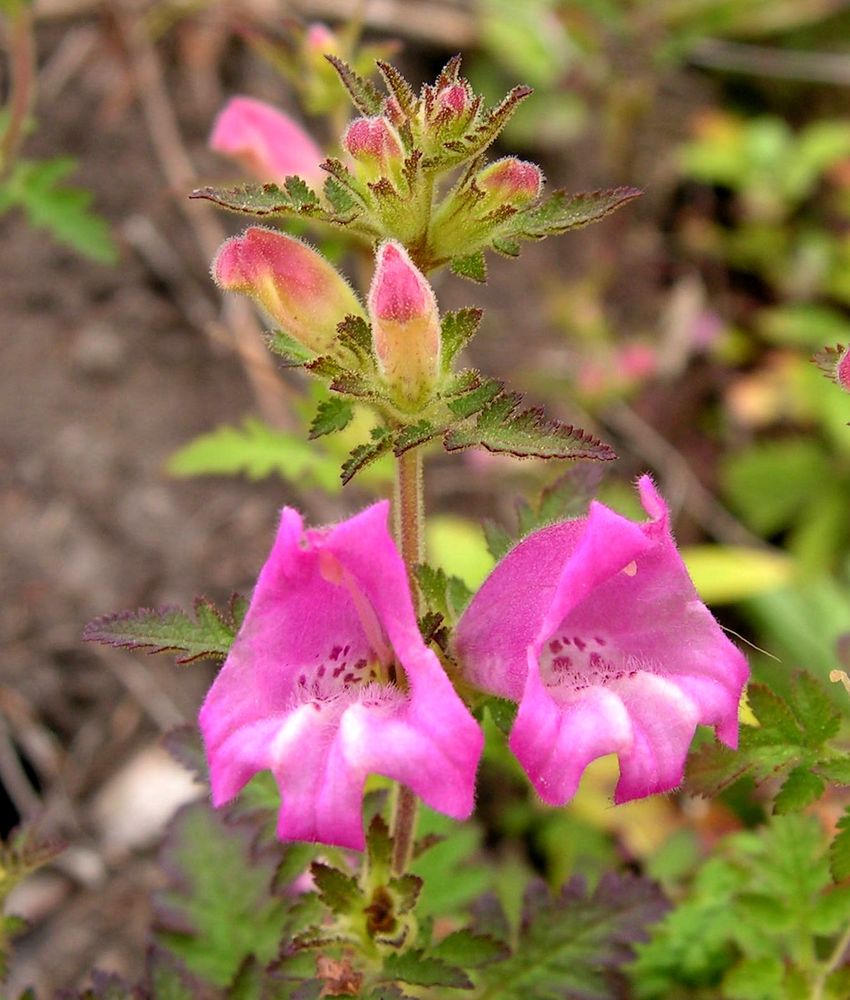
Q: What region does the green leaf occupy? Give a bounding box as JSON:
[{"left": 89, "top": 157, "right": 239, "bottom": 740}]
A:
[
  {"left": 190, "top": 182, "right": 349, "bottom": 225},
  {"left": 324, "top": 174, "right": 358, "bottom": 216},
  {"left": 414, "top": 563, "right": 473, "bottom": 623},
  {"left": 430, "top": 929, "right": 509, "bottom": 968},
  {"left": 830, "top": 806, "right": 850, "bottom": 882},
  {"left": 686, "top": 672, "right": 844, "bottom": 807},
  {"left": 334, "top": 314, "right": 373, "bottom": 363},
  {"left": 366, "top": 816, "right": 394, "bottom": 877},
  {"left": 450, "top": 251, "right": 487, "bottom": 283},
  {"left": 341, "top": 426, "right": 394, "bottom": 485},
  {"left": 483, "top": 519, "right": 514, "bottom": 561},
  {"left": 3, "top": 158, "right": 117, "bottom": 263},
  {"left": 82, "top": 595, "right": 245, "bottom": 664},
  {"left": 444, "top": 391, "right": 616, "bottom": 462},
  {"left": 284, "top": 175, "right": 320, "bottom": 210},
  {"left": 477, "top": 875, "right": 666, "bottom": 999},
  {"left": 309, "top": 398, "right": 354, "bottom": 438},
  {"left": 446, "top": 377, "right": 504, "bottom": 420},
  {"left": 154, "top": 802, "right": 292, "bottom": 986},
  {"left": 167, "top": 418, "right": 341, "bottom": 492},
  {"left": 773, "top": 766, "right": 825, "bottom": 814},
  {"left": 310, "top": 862, "right": 362, "bottom": 915},
  {"left": 722, "top": 955, "right": 785, "bottom": 999},
  {"left": 441, "top": 308, "right": 484, "bottom": 370},
  {"left": 381, "top": 950, "right": 472, "bottom": 990},
  {"left": 512, "top": 186, "right": 641, "bottom": 241},
  {"left": 394, "top": 420, "right": 443, "bottom": 455},
  {"left": 325, "top": 55, "right": 384, "bottom": 115}
]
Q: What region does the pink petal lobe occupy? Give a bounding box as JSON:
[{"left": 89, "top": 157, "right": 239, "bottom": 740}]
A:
[{"left": 210, "top": 96, "right": 325, "bottom": 184}]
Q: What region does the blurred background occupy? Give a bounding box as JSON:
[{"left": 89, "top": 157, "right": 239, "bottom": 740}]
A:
[{"left": 3, "top": 0, "right": 850, "bottom": 992}]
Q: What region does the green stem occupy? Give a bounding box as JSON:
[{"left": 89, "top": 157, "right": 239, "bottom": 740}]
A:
[
  {"left": 0, "top": 4, "right": 36, "bottom": 183},
  {"left": 390, "top": 446, "right": 424, "bottom": 874},
  {"left": 812, "top": 918, "right": 850, "bottom": 999}
]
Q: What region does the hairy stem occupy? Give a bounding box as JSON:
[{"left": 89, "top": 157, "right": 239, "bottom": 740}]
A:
[
  {"left": 0, "top": 4, "right": 36, "bottom": 183},
  {"left": 812, "top": 917, "right": 850, "bottom": 999},
  {"left": 390, "top": 446, "right": 424, "bottom": 874}
]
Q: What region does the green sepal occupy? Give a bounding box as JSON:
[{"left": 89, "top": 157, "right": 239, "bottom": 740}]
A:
[
  {"left": 441, "top": 308, "right": 483, "bottom": 370},
  {"left": 325, "top": 54, "right": 384, "bottom": 115},
  {"left": 310, "top": 861, "right": 362, "bottom": 916},
  {"left": 512, "top": 186, "right": 642, "bottom": 241},
  {"left": 450, "top": 250, "right": 487, "bottom": 283},
  {"left": 381, "top": 950, "right": 473, "bottom": 990},
  {"left": 444, "top": 392, "right": 617, "bottom": 462},
  {"left": 267, "top": 329, "right": 316, "bottom": 366},
  {"left": 309, "top": 398, "right": 355, "bottom": 439},
  {"left": 341, "top": 427, "right": 394, "bottom": 484},
  {"left": 376, "top": 60, "right": 418, "bottom": 118},
  {"left": 82, "top": 594, "right": 247, "bottom": 664}
]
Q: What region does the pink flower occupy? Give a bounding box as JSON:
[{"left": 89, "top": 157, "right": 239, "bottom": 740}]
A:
[
  {"left": 454, "top": 476, "right": 747, "bottom": 806},
  {"left": 209, "top": 96, "right": 325, "bottom": 186},
  {"left": 199, "top": 502, "right": 482, "bottom": 849}
]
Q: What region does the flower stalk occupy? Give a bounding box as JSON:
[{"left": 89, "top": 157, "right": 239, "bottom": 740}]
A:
[{"left": 391, "top": 445, "right": 424, "bottom": 874}]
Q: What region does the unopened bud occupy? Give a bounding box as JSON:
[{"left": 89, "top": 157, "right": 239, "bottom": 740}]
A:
[
  {"left": 368, "top": 242, "right": 441, "bottom": 408},
  {"left": 209, "top": 97, "right": 325, "bottom": 185},
  {"left": 305, "top": 22, "right": 338, "bottom": 54},
  {"left": 343, "top": 116, "right": 405, "bottom": 181},
  {"left": 477, "top": 158, "right": 543, "bottom": 207},
  {"left": 435, "top": 83, "right": 472, "bottom": 119},
  {"left": 839, "top": 348, "right": 850, "bottom": 392},
  {"left": 213, "top": 227, "right": 364, "bottom": 355}
]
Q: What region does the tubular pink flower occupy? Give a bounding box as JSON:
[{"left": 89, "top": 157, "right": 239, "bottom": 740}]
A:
[
  {"left": 199, "top": 502, "right": 483, "bottom": 850},
  {"left": 454, "top": 476, "right": 748, "bottom": 806},
  {"left": 212, "top": 226, "right": 364, "bottom": 355},
  {"left": 368, "top": 241, "right": 441, "bottom": 409},
  {"left": 209, "top": 96, "right": 325, "bottom": 185}
]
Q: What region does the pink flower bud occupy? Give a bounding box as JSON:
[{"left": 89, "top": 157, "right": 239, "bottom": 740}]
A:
[
  {"left": 839, "top": 347, "right": 850, "bottom": 392},
  {"left": 368, "top": 242, "right": 441, "bottom": 408},
  {"left": 209, "top": 97, "right": 325, "bottom": 186},
  {"left": 477, "top": 158, "right": 543, "bottom": 206},
  {"left": 343, "top": 116, "right": 404, "bottom": 179},
  {"left": 213, "top": 227, "right": 363, "bottom": 355},
  {"left": 435, "top": 83, "right": 472, "bottom": 118},
  {"left": 305, "top": 22, "right": 337, "bottom": 54}
]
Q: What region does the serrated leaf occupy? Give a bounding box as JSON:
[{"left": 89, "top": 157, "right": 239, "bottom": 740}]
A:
[
  {"left": 512, "top": 186, "right": 641, "bottom": 241},
  {"left": 284, "top": 175, "right": 320, "bottom": 210},
  {"left": 155, "top": 802, "right": 290, "bottom": 986},
  {"left": 477, "top": 874, "right": 666, "bottom": 999},
  {"left": 381, "top": 949, "right": 472, "bottom": 990},
  {"left": 3, "top": 157, "right": 117, "bottom": 263},
  {"left": 367, "top": 815, "right": 394, "bottom": 876},
  {"left": 325, "top": 55, "right": 383, "bottom": 115},
  {"left": 831, "top": 806, "right": 850, "bottom": 882},
  {"left": 430, "top": 929, "right": 509, "bottom": 968},
  {"left": 190, "top": 182, "right": 325, "bottom": 219},
  {"left": 450, "top": 251, "right": 487, "bottom": 283},
  {"left": 441, "top": 308, "right": 483, "bottom": 370},
  {"left": 686, "top": 672, "right": 843, "bottom": 806},
  {"left": 814, "top": 757, "right": 850, "bottom": 784},
  {"left": 324, "top": 175, "right": 358, "bottom": 216},
  {"left": 266, "top": 329, "right": 316, "bottom": 366},
  {"left": 82, "top": 595, "right": 243, "bottom": 664},
  {"left": 309, "top": 398, "right": 354, "bottom": 438},
  {"left": 446, "top": 378, "right": 504, "bottom": 420},
  {"left": 394, "top": 420, "right": 442, "bottom": 455},
  {"left": 773, "top": 765, "right": 825, "bottom": 814},
  {"left": 389, "top": 873, "right": 423, "bottom": 916},
  {"left": 311, "top": 862, "right": 362, "bottom": 915},
  {"left": 444, "top": 392, "right": 616, "bottom": 462},
  {"left": 167, "top": 418, "right": 341, "bottom": 492},
  {"left": 335, "top": 314, "right": 373, "bottom": 362},
  {"left": 414, "top": 564, "right": 473, "bottom": 623},
  {"left": 341, "top": 427, "right": 394, "bottom": 485}
]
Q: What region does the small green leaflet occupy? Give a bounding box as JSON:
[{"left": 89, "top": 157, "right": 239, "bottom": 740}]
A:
[
  {"left": 441, "top": 308, "right": 483, "bottom": 370},
  {"left": 0, "top": 157, "right": 117, "bottom": 263},
  {"left": 309, "top": 398, "right": 355, "bottom": 438},
  {"left": 381, "top": 950, "right": 472, "bottom": 990},
  {"left": 267, "top": 328, "right": 316, "bottom": 366},
  {"left": 450, "top": 251, "right": 487, "bottom": 283},
  {"left": 831, "top": 805, "right": 850, "bottom": 882},
  {"left": 685, "top": 671, "right": 849, "bottom": 811},
  {"left": 325, "top": 54, "right": 384, "bottom": 116},
  {"left": 414, "top": 564, "right": 473, "bottom": 623},
  {"left": 82, "top": 594, "right": 247, "bottom": 664},
  {"left": 341, "top": 426, "right": 394, "bottom": 484},
  {"left": 167, "top": 418, "right": 341, "bottom": 492},
  {"left": 444, "top": 391, "right": 617, "bottom": 462},
  {"left": 190, "top": 180, "right": 361, "bottom": 228}
]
